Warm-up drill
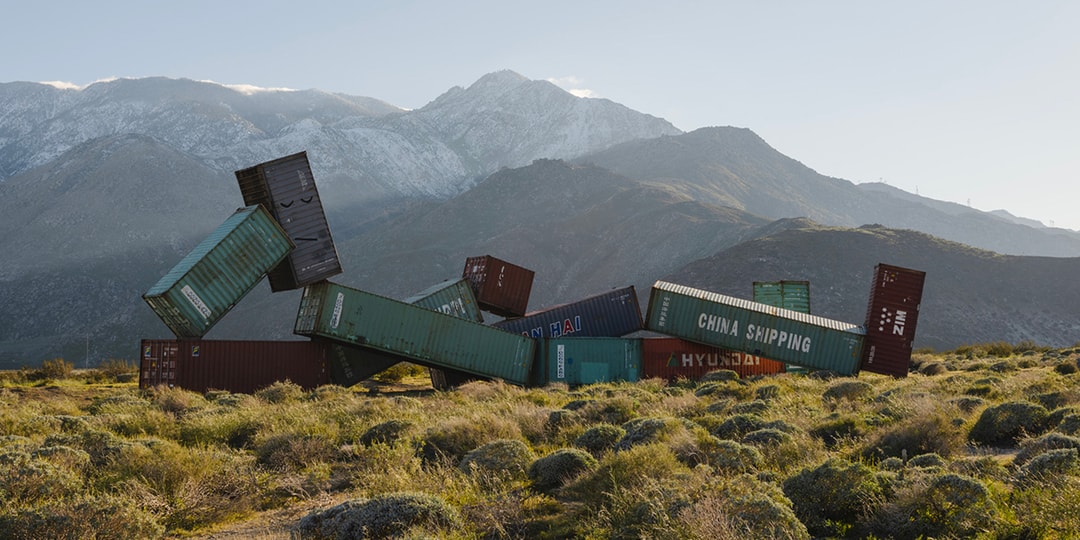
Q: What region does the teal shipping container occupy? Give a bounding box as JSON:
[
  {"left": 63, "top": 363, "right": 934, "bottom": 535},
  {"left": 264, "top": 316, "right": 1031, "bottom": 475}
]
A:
[
  {"left": 294, "top": 281, "right": 536, "bottom": 386},
  {"left": 753, "top": 280, "right": 812, "bottom": 373},
  {"left": 536, "top": 337, "right": 641, "bottom": 386},
  {"left": 646, "top": 281, "right": 866, "bottom": 375},
  {"left": 404, "top": 278, "right": 485, "bottom": 323},
  {"left": 143, "top": 206, "right": 293, "bottom": 338}
]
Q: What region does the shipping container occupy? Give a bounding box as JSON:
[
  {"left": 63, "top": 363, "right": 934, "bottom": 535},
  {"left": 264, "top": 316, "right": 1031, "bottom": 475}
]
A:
[
  {"left": 535, "top": 337, "right": 641, "bottom": 386},
  {"left": 405, "top": 278, "right": 488, "bottom": 389},
  {"left": 462, "top": 255, "right": 535, "bottom": 317},
  {"left": 860, "top": 263, "right": 926, "bottom": 378},
  {"left": 143, "top": 206, "right": 293, "bottom": 338},
  {"left": 235, "top": 151, "right": 342, "bottom": 291},
  {"left": 645, "top": 281, "right": 866, "bottom": 375},
  {"left": 139, "top": 339, "right": 329, "bottom": 394},
  {"left": 753, "top": 280, "right": 812, "bottom": 373},
  {"left": 493, "top": 286, "right": 643, "bottom": 339},
  {"left": 640, "top": 337, "right": 785, "bottom": 381},
  {"left": 294, "top": 281, "right": 536, "bottom": 386},
  {"left": 323, "top": 340, "right": 405, "bottom": 388}
]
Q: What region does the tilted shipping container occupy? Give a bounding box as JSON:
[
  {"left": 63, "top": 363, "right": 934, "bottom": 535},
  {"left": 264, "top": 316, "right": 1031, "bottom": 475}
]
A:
[
  {"left": 640, "top": 337, "right": 785, "bottom": 381},
  {"left": 323, "top": 340, "right": 404, "bottom": 388},
  {"left": 294, "top": 281, "right": 536, "bottom": 386},
  {"left": 645, "top": 281, "right": 866, "bottom": 375},
  {"left": 535, "top": 337, "right": 641, "bottom": 386},
  {"left": 860, "top": 263, "right": 926, "bottom": 378},
  {"left": 143, "top": 205, "right": 293, "bottom": 338},
  {"left": 753, "top": 280, "right": 812, "bottom": 373},
  {"left": 235, "top": 151, "right": 342, "bottom": 291},
  {"left": 493, "top": 286, "right": 643, "bottom": 339},
  {"left": 462, "top": 255, "right": 535, "bottom": 317},
  {"left": 139, "top": 339, "right": 329, "bottom": 394},
  {"left": 406, "top": 278, "right": 488, "bottom": 390}
]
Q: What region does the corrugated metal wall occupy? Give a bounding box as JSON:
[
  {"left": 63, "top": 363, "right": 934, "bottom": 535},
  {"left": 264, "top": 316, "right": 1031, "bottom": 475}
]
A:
[
  {"left": 139, "top": 339, "right": 330, "bottom": 394},
  {"left": 535, "top": 337, "right": 642, "bottom": 386},
  {"left": 640, "top": 337, "right": 785, "bottom": 380},
  {"left": 493, "top": 286, "right": 643, "bottom": 339},
  {"left": 860, "top": 263, "right": 926, "bottom": 377},
  {"left": 463, "top": 255, "right": 535, "bottom": 317}
]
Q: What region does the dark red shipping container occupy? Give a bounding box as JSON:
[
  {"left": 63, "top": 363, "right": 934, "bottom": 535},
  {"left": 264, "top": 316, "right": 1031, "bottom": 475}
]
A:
[
  {"left": 139, "top": 339, "right": 330, "bottom": 394},
  {"left": 641, "top": 337, "right": 785, "bottom": 380},
  {"left": 859, "top": 263, "right": 926, "bottom": 378},
  {"left": 462, "top": 255, "right": 535, "bottom": 317}
]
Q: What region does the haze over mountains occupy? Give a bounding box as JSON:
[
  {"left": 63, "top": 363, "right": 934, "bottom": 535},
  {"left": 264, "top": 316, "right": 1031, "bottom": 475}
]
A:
[{"left": 1, "top": 70, "right": 1078, "bottom": 367}]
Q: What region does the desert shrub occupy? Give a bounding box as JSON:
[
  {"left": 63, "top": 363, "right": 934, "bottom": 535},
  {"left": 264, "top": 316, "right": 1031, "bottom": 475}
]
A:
[
  {"left": 359, "top": 419, "right": 413, "bottom": 447},
  {"left": 783, "top": 458, "right": 884, "bottom": 537},
  {"left": 862, "top": 404, "right": 967, "bottom": 460},
  {"left": 754, "top": 384, "right": 781, "bottom": 401},
  {"left": 907, "top": 452, "right": 946, "bottom": 468},
  {"left": 573, "top": 396, "right": 639, "bottom": 425},
  {"left": 87, "top": 393, "right": 151, "bottom": 415},
  {"left": 418, "top": 414, "right": 521, "bottom": 465},
  {"left": 679, "top": 476, "right": 810, "bottom": 540},
  {"left": 742, "top": 428, "right": 793, "bottom": 447},
  {"left": 969, "top": 401, "right": 1050, "bottom": 446},
  {"left": 823, "top": 380, "right": 874, "bottom": 403},
  {"left": 1016, "top": 448, "right": 1080, "bottom": 487},
  {"left": 701, "top": 369, "right": 740, "bottom": 382},
  {"left": 546, "top": 409, "right": 579, "bottom": 431},
  {"left": 44, "top": 429, "right": 131, "bottom": 467},
  {"left": 148, "top": 386, "right": 207, "bottom": 415},
  {"left": 810, "top": 415, "right": 866, "bottom": 448},
  {"left": 1014, "top": 432, "right": 1080, "bottom": 467},
  {"left": 254, "top": 380, "right": 304, "bottom": 404},
  {"left": 566, "top": 443, "right": 690, "bottom": 507},
  {"left": 949, "top": 396, "right": 986, "bottom": 413},
  {"left": 948, "top": 455, "right": 1010, "bottom": 482},
  {"left": 573, "top": 424, "right": 625, "bottom": 457},
  {"left": 704, "top": 438, "right": 764, "bottom": 474},
  {"left": 372, "top": 362, "right": 426, "bottom": 383},
  {"left": 1058, "top": 414, "right": 1080, "bottom": 436},
  {"left": 31, "top": 445, "right": 91, "bottom": 473},
  {"left": 730, "top": 399, "right": 770, "bottom": 415},
  {"left": 1056, "top": 362, "right": 1079, "bottom": 375},
  {"left": 294, "top": 492, "right": 459, "bottom": 539},
  {"left": 918, "top": 362, "right": 947, "bottom": 376},
  {"left": 39, "top": 358, "right": 73, "bottom": 380},
  {"left": 614, "top": 417, "right": 683, "bottom": 451},
  {"left": 528, "top": 448, "right": 598, "bottom": 492},
  {"left": 873, "top": 473, "right": 997, "bottom": 539},
  {"left": 255, "top": 432, "right": 338, "bottom": 472},
  {"left": 177, "top": 410, "right": 264, "bottom": 449},
  {"left": 0, "top": 494, "right": 164, "bottom": 540},
  {"left": 711, "top": 413, "right": 767, "bottom": 440},
  {"left": 1035, "top": 391, "right": 1079, "bottom": 410},
  {"left": 0, "top": 455, "right": 84, "bottom": 507},
  {"left": 458, "top": 439, "right": 534, "bottom": 481}
]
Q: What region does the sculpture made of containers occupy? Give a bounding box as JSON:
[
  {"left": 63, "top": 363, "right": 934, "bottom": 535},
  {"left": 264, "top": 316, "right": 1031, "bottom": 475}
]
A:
[
  {"left": 462, "top": 255, "right": 535, "bottom": 317},
  {"left": 139, "top": 339, "right": 330, "bottom": 394},
  {"left": 859, "top": 264, "right": 926, "bottom": 377},
  {"left": 493, "top": 286, "right": 643, "bottom": 339}
]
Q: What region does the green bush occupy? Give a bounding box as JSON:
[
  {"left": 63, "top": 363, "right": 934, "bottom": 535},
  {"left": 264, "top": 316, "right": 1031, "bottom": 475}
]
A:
[
  {"left": 1058, "top": 414, "right": 1080, "bottom": 436},
  {"left": 1016, "top": 448, "right": 1080, "bottom": 487},
  {"left": 823, "top": 380, "right": 874, "bottom": 403},
  {"left": 418, "top": 414, "right": 521, "bottom": 465},
  {"left": 39, "top": 358, "right": 73, "bottom": 380},
  {"left": 255, "top": 432, "right": 338, "bottom": 472},
  {"left": 783, "top": 458, "right": 884, "bottom": 537},
  {"left": 679, "top": 477, "right": 810, "bottom": 540},
  {"left": 1014, "top": 432, "right": 1080, "bottom": 467},
  {"left": 458, "top": 439, "right": 534, "bottom": 481},
  {"left": 254, "top": 380, "right": 304, "bottom": 404},
  {"left": 741, "top": 428, "right": 794, "bottom": 447},
  {"left": 810, "top": 415, "right": 866, "bottom": 448},
  {"left": 862, "top": 405, "right": 967, "bottom": 460},
  {"left": 614, "top": 417, "right": 683, "bottom": 451},
  {"left": 573, "top": 424, "right": 625, "bottom": 457},
  {"left": 730, "top": 399, "right": 770, "bottom": 415},
  {"left": 969, "top": 401, "right": 1050, "bottom": 446},
  {"left": 359, "top": 419, "right": 414, "bottom": 447},
  {"left": 528, "top": 448, "right": 598, "bottom": 492},
  {"left": 700, "top": 370, "right": 740, "bottom": 382},
  {"left": 874, "top": 473, "right": 997, "bottom": 539},
  {"left": 0, "top": 494, "right": 164, "bottom": 540},
  {"left": 704, "top": 438, "right": 764, "bottom": 474},
  {"left": 907, "top": 453, "right": 946, "bottom": 468},
  {"left": 294, "top": 492, "right": 460, "bottom": 539},
  {"left": 711, "top": 413, "right": 767, "bottom": 440}
]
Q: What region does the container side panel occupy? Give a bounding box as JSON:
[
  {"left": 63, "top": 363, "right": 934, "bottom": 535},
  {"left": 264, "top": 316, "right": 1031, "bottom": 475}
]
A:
[
  {"left": 142, "top": 206, "right": 293, "bottom": 338},
  {"left": 462, "top": 255, "right": 535, "bottom": 317},
  {"left": 753, "top": 280, "right": 812, "bottom": 373},
  {"left": 139, "top": 339, "right": 329, "bottom": 394},
  {"left": 645, "top": 281, "right": 864, "bottom": 375},
  {"left": 235, "top": 151, "right": 342, "bottom": 291},
  {"left": 537, "top": 337, "right": 642, "bottom": 386},
  {"left": 860, "top": 264, "right": 926, "bottom": 377},
  {"left": 640, "top": 337, "right": 785, "bottom": 380},
  {"left": 294, "top": 282, "right": 536, "bottom": 386},
  {"left": 493, "top": 286, "right": 643, "bottom": 339},
  {"left": 406, "top": 278, "right": 487, "bottom": 389},
  {"left": 322, "top": 340, "right": 404, "bottom": 387}
]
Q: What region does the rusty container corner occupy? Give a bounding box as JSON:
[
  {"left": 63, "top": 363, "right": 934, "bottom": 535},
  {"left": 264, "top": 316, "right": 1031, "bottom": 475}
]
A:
[
  {"left": 142, "top": 205, "right": 293, "bottom": 339},
  {"left": 640, "top": 337, "right": 785, "bottom": 381},
  {"left": 462, "top": 255, "right": 535, "bottom": 318},
  {"left": 645, "top": 281, "right": 866, "bottom": 375},
  {"left": 493, "top": 286, "right": 643, "bottom": 339},
  {"left": 235, "top": 151, "right": 343, "bottom": 292},
  {"left": 860, "top": 263, "right": 927, "bottom": 378},
  {"left": 139, "top": 339, "right": 330, "bottom": 394}
]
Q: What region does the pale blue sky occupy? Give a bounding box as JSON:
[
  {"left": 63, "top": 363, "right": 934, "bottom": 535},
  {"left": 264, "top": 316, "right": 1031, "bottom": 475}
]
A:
[{"left": 6, "top": 1, "right": 1079, "bottom": 230}]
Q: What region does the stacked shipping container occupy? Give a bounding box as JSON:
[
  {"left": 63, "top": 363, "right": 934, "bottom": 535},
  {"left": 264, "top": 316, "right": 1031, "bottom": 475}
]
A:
[
  {"left": 462, "top": 255, "right": 535, "bottom": 317},
  {"left": 139, "top": 339, "right": 330, "bottom": 393},
  {"left": 859, "top": 264, "right": 927, "bottom": 377}
]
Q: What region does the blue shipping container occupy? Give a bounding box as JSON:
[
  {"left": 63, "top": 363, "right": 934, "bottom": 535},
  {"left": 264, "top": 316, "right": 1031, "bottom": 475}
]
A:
[{"left": 493, "top": 286, "right": 643, "bottom": 339}]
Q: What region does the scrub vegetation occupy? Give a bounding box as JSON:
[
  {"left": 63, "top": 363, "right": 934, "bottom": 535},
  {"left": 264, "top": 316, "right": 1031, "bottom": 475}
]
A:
[{"left": 2, "top": 345, "right": 1080, "bottom": 538}]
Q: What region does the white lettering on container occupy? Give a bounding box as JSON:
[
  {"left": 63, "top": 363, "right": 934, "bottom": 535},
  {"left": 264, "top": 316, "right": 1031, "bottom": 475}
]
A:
[
  {"left": 181, "top": 285, "right": 212, "bottom": 320},
  {"left": 330, "top": 292, "right": 345, "bottom": 329}
]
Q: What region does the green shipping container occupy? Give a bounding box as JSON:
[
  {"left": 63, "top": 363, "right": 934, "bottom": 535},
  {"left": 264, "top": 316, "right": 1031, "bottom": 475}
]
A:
[
  {"left": 537, "top": 337, "right": 641, "bottom": 386},
  {"left": 294, "top": 281, "right": 536, "bottom": 386},
  {"left": 753, "top": 280, "right": 812, "bottom": 373},
  {"left": 143, "top": 206, "right": 293, "bottom": 338},
  {"left": 404, "top": 278, "right": 485, "bottom": 323},
  {"left": 646, "top": 281, "right": 866, "bottom": 375}
]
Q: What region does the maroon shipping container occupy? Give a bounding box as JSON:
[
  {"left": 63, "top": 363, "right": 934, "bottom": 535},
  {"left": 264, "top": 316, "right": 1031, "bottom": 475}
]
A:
[
  {"left": 641, "top": 337, "right": 786, "bottom": 381},
  {"left": 139, "top": 339, "right": 330, "bottom": 394},
  {"left": 462, "top": 255, "right": 535, "bottom": 317},
  {"left": 860, "top": 263, "right": 926, "bottom": 378}
]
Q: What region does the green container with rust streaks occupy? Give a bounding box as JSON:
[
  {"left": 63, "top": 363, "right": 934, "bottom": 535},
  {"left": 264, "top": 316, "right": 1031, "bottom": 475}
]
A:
[
  {"left": 294, "top": 281, "right": 536, "bottom": 386},
  {"left": 143, "top": 205, "right": 293, "bottom": 338},
  {"left": 646, "top": 281, "right": 865, "bottom": 375},
  {"left": 536, "top": 337, "right": 641, "bottom": 386}
]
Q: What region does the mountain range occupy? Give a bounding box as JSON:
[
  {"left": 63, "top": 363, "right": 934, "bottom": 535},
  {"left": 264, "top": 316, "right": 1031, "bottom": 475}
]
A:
[{"left": 1, "top": 70, "right": 1078, "bottom": 368}]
